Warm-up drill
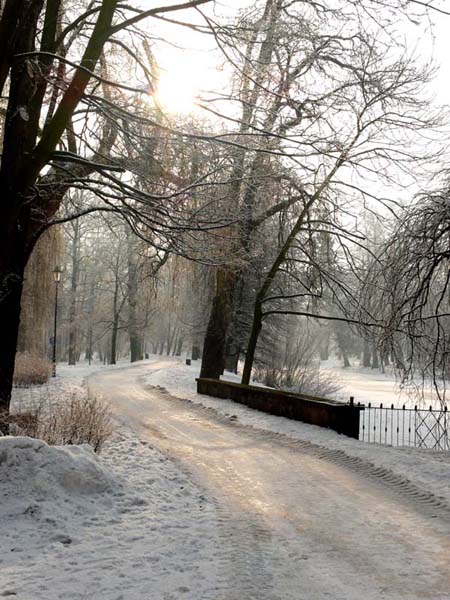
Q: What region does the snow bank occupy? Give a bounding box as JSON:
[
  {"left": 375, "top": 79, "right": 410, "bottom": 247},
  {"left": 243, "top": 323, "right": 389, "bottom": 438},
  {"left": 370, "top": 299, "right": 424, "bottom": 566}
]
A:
[
  {"left": 0, "top": 429, "right": 222, "bottom": 599},
  {"left": 0, "top": 436, "right": 114, "bottom": 497}
]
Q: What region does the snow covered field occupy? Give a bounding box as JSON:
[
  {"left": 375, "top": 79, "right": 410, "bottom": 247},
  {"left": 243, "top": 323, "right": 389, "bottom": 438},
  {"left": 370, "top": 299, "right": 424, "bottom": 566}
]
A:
[{"left": 323, "top": 362, "right": 444, "bottom": 409}]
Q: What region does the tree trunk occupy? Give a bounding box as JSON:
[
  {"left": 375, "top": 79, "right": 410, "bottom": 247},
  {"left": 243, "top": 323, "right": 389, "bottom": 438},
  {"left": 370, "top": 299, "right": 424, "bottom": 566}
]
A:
[
  {"left": 319, "top": 331, "right": 330, "bottom": 361},
  {"left": 110, "top": 316, "right": 119, "bottom": 365},
  {"left": 200, "top": 269, "right": 237, "bottom": 379},
  {"left": 175, "top": 336, "right": 184, "bottom": 356},
  {"left": 165, "top": 324, "right": 173, "bottom": 356},
  {"left": 68, "top": 220, "right": 80, "bottom": 365},
  {"left": 362, "top": 338, "right": 371, "bottom": 367},
  {"left": 225, "top": 336, "right": 240, "bottom": 373},
  {"left": 0, "top": 256, "right": 25, "bottom": 425},
  {"left": 371, "top": 345, "right": 379, "bottom": 369},
  {"left": 85, "top": 277, "right": 97, "bottom": 362},
  {"left": 127, "top": 235, "right": 142, "bottom": 363},
  {"left": 191, "top": 344, "right": 201, "bottom": 360},
  {"left": 241, "top": 299, "right": 263, "bottom": 385},
  {"left": 87, "top": 329, "right": 93, "bottom": 365}
]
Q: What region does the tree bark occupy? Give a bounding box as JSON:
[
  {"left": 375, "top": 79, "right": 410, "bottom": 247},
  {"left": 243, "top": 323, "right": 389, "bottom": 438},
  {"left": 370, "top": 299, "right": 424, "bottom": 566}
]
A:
[
  {"left": 319, "top": 331, "right": 330, "bottom": 361},
  {"left": 362, "top": 338, "right": 371, "bottom": 367},
  {"left": 175, "top": 336, "right": 184, "bottom": 356},
  {"left": 241, "top": 297, "right": 263, "bottom": 385},
  {"left": 110, "top": 316, "right": 118, "bottom": 365},
  {"left": 200, "top": 269, "right": 236, "bottom": 379},
  {"left": 371, "top": 345, "right": 379, "bottom": 369},
  {"left": 191, "top": 344, "right": 201, "bottom": 360},
  {"left": 127, "top": 236, "right": 142, "bottom": 363},
  {"left": 0, "top": 246, "right": 25, "bottom": 424},
  {"left": 68, "top": 220, "right": 80, "bottom": 365}
]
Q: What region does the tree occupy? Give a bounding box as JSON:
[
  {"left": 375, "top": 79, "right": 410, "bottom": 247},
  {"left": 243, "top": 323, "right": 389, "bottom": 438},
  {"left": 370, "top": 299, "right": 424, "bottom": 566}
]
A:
[
  {"left": 17, "top": 228, "right": 62, "bottom": 357},
  {"left": 199, "top": 0, "right": 445, "bottom": 382},
  {"left": 0, "top": 0, "right": 214, "bottom": 420},
  {"left": 229, "top": 1, "right": 446, "bottom": 384},
  {"left": 361, "top": 192, "right": 450, "bottom": 404}
]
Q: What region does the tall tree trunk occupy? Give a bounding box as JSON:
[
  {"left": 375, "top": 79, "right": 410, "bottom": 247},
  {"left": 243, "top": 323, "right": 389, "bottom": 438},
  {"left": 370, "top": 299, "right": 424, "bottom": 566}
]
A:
[
  {"left": 342, "top": 351, "right": 351, "bottom": 369},
  {"left": 371, "top": 345, "right": 379, "bottom": 369},
  {"left": 362, "top": 338, "right": 371, "bottom": 367},
  {"left": 110, "top": 315, "right": 119, "bottom": 365},
  {"left": 68, "top": 219, "right": 80, "bottom": 365},
  {"left": 319, "top": 330, "right": 330, "bottom": 361},
  {"left": 225, "top": 336, "right": 240, "bottom": 373},
  {"left": 175, "top": 336, "right": 184, "bottom": 356},
  {"left": 191, "top": 343, "right": 201, "bottom": 360},
  {"left": 110, "top": 273, "right": 120, "bottom": 365},
  {"left": 127, "top": 234, "right": 142, "bottom": 363},
  {"left": 241, "top": 298, "right": 263, "bottom": 385},
  {"left": 0, "top": 245, "right": 26, "bottom": 425},
  {"left": 200, "top": 269, "right": 236, "bottom": 379},
  {"left": 85, "top": 276, "right": 97, "bottom": 362}
]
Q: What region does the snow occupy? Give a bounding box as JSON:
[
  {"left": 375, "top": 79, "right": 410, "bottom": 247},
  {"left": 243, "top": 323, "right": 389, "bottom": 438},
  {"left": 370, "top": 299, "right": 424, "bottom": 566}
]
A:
[
  {"left": 2, "top": 357, "right": 449, "bottom": 598},
  {"left": 318, "top": 359, "right": 446, "bottom": 409},
  {"left": 0, "top": 430, "right": 223, "bottom": 599},
  {"left": 10, "top": 358, "right": 156, "bottom": 415},
  {"left": 143, "top": 357, "right": 450, "bottom": 506},
  {"left": 2, "top": 361, "right": 224, "bottom": 600}
]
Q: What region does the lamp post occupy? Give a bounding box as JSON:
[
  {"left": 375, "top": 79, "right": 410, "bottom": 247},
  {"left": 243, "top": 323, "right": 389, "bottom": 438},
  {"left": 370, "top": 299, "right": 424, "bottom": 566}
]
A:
[{"left": 52, "top": 266, "right": 62, "bottom": 377}]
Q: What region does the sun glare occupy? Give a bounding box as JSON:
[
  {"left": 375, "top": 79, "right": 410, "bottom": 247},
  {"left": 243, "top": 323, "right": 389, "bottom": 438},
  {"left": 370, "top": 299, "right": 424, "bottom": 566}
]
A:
[{"left": 155, "top": 69, "right": 199, "bottom": 115}]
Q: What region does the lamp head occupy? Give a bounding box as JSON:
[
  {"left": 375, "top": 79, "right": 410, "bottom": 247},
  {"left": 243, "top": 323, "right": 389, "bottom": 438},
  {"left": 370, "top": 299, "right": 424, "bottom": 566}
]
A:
[{"left": 53, "top": 266, "right": 62, "bottom": 283}]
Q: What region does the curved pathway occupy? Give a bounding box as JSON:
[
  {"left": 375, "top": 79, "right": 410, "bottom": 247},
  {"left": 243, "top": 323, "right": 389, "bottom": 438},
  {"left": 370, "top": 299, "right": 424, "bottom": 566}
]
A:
[{"left": 89, "top": 363, "right": 450, "bottom": 600}]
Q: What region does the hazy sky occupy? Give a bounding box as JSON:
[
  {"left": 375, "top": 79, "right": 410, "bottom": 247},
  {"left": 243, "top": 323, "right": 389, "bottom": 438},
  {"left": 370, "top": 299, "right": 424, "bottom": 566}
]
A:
[{"left": 146, "top": 0, "right": 450, "bottom": 114}]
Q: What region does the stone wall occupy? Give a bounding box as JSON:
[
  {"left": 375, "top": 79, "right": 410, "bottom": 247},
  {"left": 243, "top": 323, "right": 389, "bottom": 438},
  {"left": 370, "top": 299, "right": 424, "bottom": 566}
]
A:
[{"left": 196, "top": 378, "right": 364, "bottom": 439}]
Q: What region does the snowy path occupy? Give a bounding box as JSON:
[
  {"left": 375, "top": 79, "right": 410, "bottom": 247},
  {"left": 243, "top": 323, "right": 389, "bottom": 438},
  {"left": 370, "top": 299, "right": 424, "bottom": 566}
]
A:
[{"left": 90, "top": 362, "right": 450, "bottom": 600}]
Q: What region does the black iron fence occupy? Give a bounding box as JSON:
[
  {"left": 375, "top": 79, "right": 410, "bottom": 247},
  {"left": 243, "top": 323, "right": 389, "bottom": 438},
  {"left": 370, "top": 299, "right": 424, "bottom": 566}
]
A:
[{"left": 355, "top": 400, "right": 449, "bottom": 451}]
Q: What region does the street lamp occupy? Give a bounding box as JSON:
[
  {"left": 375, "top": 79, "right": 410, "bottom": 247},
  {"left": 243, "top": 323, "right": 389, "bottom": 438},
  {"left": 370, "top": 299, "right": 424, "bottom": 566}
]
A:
[{"left": 52, "top": 266, "right": 62, "bottom": 377}]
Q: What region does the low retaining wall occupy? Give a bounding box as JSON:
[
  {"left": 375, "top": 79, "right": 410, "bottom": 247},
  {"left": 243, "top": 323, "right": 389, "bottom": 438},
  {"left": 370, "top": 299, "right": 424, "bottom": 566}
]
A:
[{"left": 196, "top": 378, "right": 364, "bottom": 439}]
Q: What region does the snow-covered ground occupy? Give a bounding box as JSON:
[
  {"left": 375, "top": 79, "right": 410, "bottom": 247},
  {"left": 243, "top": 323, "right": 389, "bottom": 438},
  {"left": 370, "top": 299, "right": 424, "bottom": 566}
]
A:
[
  {"left": 2, "top": 357, "right": 449, "bottom": 599},
  {"left": 11, "top": 358, "right": 145, "bottom": 410},
  {"left": 143, "top": 357, "right": 450, "bottom": 506},
  {"left": 322, "top": 361, "right": 443, "bottom": 409},
  {"left": 3, "top": 360, "right": 224, "bottom": 600}
]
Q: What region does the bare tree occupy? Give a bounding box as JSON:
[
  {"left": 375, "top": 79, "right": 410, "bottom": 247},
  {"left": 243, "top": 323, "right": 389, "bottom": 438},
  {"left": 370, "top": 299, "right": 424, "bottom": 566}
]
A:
[
  {"left": 361, "top": 192, "right": 450, "bottom": 404},
  {"left": 0, "top": 0, "right": 222, "bottom": 419}
]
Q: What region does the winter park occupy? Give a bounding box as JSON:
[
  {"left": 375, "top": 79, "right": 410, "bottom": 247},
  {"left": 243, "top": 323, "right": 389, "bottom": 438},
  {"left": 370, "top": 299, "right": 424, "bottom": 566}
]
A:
[{"left": 1, "top": 1, "right": 450, "bottom": 599}]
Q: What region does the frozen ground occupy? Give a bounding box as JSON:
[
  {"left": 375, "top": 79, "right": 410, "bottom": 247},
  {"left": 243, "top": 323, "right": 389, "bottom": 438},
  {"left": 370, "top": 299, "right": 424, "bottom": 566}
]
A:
[{"left": 2, "top": 357, "right": 450, "bottom": 599}]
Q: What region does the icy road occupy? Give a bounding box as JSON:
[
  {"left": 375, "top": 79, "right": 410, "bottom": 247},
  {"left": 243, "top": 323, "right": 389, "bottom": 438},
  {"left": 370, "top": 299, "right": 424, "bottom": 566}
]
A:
[{"left": 89, "top": 363, "right": 450, "bottom": 600}]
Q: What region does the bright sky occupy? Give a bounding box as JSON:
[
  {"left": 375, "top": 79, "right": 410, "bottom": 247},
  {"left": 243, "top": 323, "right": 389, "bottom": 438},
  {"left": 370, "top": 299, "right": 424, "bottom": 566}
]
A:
[{"left": 147, "top": 0, "right": 450, "bottom": 117}]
